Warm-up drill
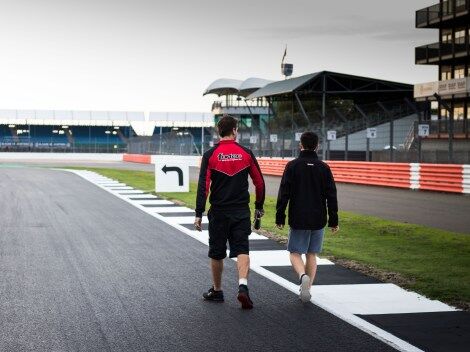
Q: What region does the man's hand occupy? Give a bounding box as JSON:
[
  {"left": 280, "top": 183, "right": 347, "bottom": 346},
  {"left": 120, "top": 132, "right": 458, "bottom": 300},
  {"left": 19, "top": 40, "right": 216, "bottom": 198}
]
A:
[
  {"left": 194, "top": 217, "right": 202, "bottom": 232},
  {"left": 276, "top": 224, "right": 284, "bottom": 229},
  {"left": 255, "top": 209, "right": 265, "bottom": 218},
  {"left": 330, "top": 225, "right": 339, "bottom": 234}
]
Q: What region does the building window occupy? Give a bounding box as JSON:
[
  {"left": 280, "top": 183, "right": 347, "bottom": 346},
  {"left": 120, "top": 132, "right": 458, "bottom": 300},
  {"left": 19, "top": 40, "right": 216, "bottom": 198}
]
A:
[
  {"left": 441, "top": 66, "right": 452, "bottom": 81},
  {"left": 454, "top": 104, "right": 464, "bottom": 120},
  {"left": 441, "top": 29, "right": 452, "bottom": 44},
  {"left": 454, "top": 66, "right": 465, "bottom": 79},
  {"left": 454, "top": 28, "right": 465, "bottom": 45},
  {"left": 442, "top": 1, "right": 452, "bottom": 16},
  {"left": 440, "top": 108, "right": 449, "bottom": 119},
  {"left": 456, "top": 0, "right": 467, "bottom": 11}
]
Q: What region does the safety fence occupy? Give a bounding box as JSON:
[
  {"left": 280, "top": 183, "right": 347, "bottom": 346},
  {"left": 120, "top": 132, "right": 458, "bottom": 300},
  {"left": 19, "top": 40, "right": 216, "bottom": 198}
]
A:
[
  {"left": 416, "top": 163, "right": 469, "bottom": 194},
  {"left": 122, "top": 154, "right": 469, "bottom": 194},
  {"left": 123, "top": 153, "right": 151, "bottom": 164},
  {"left": 255, "top": 158, "right": 470, "bottom": 194}
]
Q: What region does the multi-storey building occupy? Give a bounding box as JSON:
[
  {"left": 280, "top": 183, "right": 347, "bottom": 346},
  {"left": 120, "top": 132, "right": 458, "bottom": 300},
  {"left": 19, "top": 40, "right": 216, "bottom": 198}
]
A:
[{"left": 414, "top": 0, "right": 470, "bottom": 141}]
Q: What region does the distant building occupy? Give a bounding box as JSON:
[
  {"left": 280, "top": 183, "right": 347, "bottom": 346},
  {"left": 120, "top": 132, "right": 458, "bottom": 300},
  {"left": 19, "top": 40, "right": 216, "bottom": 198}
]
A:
[{"left": 414, "top": 0, "right": 470, "bottom": 141}]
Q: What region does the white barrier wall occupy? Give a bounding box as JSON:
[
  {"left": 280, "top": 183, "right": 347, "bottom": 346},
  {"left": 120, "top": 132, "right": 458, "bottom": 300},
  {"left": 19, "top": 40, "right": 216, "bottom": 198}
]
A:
[
  {"left": 150, "top": 155, "right": 201, "bottom": 167},
  {"left": 464, "top": 165, "right": 470, "bottom": 194},
  {"left": 0, "top": 153, "right": 123, "bottom": 161}
]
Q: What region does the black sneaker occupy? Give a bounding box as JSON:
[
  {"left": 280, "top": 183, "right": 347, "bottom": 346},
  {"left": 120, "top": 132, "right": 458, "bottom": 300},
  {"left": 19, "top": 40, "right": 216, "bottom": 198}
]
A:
[
  {"left": 203, "top": 287, "right": 224, "bottom": 302},
  {"left": 237, "top": 284, "right": 253, "bottom": 310}
]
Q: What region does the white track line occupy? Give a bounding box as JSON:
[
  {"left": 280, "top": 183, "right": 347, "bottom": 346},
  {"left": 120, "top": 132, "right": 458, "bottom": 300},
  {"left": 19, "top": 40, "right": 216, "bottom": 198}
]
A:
[
  {"left": 312, "top": 283, "right": 456, "bottom": 315},
  {"left": 135, "top": 200, "right": 174, "bottom": 205},
  {"left": 112, "top": 190, "right": 145, "bottom": 194},
  {"left": 106, "top": 186, "right": 134, "bottom": 190},
  {"left": 166, "top": 216, "right": 209, "bottom": 224},
  {"left": 248, "top": 250, "right": 334, "bottom": 267},
  {"left": 150, "top": 206, "right": 194, "bottom": 213},
  {"left": 65, "top": 169, "right": 460, "bottom": 352},
  {"left": 123, "top": 194, "right": 159, "bottom": 199}
]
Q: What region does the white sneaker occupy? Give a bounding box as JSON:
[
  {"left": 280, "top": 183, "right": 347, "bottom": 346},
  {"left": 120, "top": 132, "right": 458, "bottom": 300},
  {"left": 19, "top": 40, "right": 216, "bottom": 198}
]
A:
[{"left": 299, "top": 274, "right": 311, "bottom": 303}]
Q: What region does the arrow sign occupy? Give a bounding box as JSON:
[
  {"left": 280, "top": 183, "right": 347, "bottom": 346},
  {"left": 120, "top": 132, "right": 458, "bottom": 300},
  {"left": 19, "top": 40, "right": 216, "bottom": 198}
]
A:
[
  {"left": 162, "top": 165, "right": 183, "bottom": 186},
  {"left": 155, "top": 160, "right": 188, "bottom": 192}
]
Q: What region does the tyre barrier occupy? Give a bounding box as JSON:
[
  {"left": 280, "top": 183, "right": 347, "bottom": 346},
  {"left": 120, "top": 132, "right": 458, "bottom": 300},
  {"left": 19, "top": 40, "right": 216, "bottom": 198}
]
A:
[{"left": 123, "top": 154, "right": 469, "bottom": 194}]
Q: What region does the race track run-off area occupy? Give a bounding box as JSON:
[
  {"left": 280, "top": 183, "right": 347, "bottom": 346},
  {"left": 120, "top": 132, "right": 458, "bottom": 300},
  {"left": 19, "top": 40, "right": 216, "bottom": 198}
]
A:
[{"left": 0, "top": 167, "right": 468, "bottom": 352}]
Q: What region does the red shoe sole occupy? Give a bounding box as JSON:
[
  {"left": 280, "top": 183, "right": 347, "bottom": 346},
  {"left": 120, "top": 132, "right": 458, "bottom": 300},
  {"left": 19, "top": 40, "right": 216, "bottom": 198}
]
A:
[{"left": 237, "top": 292, "right": 253, "bottom": 309}]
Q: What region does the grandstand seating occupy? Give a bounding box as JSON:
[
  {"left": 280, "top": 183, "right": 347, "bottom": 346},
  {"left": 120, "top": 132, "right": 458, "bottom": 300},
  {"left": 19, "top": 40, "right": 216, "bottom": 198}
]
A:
[{"left": 0, "top": 124, "right": 133, "bottom": 152}]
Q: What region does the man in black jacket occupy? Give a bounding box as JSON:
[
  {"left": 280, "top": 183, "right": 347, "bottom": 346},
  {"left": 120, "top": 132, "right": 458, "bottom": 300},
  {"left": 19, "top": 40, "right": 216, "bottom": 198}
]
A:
[
  {"left": 194, "top": 115, "right": 265, "bottom": 309},
  {"left": 275, "top": 132, "right": 339, "bottom": 303}
]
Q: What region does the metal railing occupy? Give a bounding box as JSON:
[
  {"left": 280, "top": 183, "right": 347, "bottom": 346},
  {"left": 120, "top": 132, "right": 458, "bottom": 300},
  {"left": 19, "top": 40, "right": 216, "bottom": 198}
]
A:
[
  {"left": 211, "top": 99, "right": 268, "bottom": 110},
  {"left": 415, "top": 41, "right": 469, "bottom": 64},
  {"left": 127, "top": 133, "right": 197, "bottom": 156},
  {"left": 416, "top": 0, "right": 469, "bottom": 27}
]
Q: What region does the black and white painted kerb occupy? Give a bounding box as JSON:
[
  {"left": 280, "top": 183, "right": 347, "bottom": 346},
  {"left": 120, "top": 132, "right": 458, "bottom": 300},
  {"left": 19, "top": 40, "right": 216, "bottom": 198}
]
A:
[{"left": 64, "top": 169, "right": 467, "bottom": 352}]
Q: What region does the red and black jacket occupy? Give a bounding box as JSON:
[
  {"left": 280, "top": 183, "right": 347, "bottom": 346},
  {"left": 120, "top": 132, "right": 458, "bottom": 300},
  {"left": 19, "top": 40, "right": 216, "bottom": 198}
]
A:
[{"left": 196, "top": 140, "right": 265, "bottom": 217}]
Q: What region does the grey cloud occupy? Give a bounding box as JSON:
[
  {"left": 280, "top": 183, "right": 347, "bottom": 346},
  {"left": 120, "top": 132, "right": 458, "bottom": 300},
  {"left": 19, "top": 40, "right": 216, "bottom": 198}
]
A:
[{"left": 243, "top": 17, "right": 435, "bottom": 42}]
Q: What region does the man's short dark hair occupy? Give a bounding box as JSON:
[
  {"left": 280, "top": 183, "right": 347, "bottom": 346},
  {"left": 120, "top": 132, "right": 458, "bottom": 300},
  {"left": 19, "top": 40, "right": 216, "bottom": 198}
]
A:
[
  {"left": 300, "top": 132, "right": 319, "bottom": 150},
  {"left": 217, "top": 115, "right": 238, "bottom": 137}
]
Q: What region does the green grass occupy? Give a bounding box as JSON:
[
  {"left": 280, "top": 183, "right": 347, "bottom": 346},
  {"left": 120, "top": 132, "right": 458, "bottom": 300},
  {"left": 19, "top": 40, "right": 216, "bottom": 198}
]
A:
[{"left": 67, "top": 167, "right": 470, "bottom": 309}]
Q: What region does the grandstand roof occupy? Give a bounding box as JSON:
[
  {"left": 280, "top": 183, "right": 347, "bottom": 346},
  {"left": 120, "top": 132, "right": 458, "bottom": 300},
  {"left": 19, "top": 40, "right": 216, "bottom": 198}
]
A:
[
  {"left": 203, "top": 79, "right": 243, "bottom": 96},
  {"left": 247, "top": 73, "right": 319, "bottom": 99},
  {"left": 0, "top": 110, "right": 145, "bottom": 126},
  {"left": 204, "top": 77, "right": 273, "bottom": 97},
  {"left": 149, "top": 112, "right": 213, "bottom": 127},
  {"left": 0, "top": 110, "right": 214, "bottom": 130},
  {"left": 246, "top": 71, "right": 413, "bottom": 100},
  {"left": 238, "top": 78, "right": 275, "bottom": 97}
]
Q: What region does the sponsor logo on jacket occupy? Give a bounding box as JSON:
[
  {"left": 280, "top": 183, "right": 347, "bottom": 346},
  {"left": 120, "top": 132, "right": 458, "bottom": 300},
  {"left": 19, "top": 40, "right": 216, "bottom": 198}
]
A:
[{"left": 218, "top": 153, "right": 242, "bottom": 161}]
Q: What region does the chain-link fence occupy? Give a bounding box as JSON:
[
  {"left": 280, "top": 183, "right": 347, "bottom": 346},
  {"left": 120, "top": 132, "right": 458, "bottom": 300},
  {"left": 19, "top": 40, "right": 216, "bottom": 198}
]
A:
[
  {"left": 221, "top": 108, "right": 470, "bottom": 164},
  {"left": 126, "top": 115, "right": 470, "bottom": 164},
  {"left": 127, "top": 132, "right": 198, "bottom": 155}
]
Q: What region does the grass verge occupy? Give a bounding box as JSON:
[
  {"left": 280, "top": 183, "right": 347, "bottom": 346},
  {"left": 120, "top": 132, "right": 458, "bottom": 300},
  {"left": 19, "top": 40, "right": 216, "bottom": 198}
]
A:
[{"left": 67, "top": 166, "right": 470, "bottom": 309}]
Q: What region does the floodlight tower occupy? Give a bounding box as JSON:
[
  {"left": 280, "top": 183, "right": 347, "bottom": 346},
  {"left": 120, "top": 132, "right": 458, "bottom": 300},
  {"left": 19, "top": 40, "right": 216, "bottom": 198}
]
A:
[{"left": 281, "top": 45, "right": 293, "bottom": 79}]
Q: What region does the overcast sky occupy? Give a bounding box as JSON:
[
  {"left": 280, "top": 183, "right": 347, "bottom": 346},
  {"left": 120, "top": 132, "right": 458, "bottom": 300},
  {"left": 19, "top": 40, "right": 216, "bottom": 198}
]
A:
[{"left": 0, "top": 0, "right": 437, "bottom": 112}]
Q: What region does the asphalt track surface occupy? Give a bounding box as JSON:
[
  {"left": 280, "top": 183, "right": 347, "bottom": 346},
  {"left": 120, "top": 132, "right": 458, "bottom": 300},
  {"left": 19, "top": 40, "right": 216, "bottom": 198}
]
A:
[
  {"left": 0, "top": 167, "right": 395, "bottom": 352},
  {"left": 4, "top": 160, "right": 470, "bottom": 234}
]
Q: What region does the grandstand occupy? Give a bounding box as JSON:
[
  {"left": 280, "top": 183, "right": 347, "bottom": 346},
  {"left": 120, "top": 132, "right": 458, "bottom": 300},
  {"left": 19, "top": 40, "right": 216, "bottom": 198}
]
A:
[
  {"left": 205, "top": 71, "right": 427, "bottom": 160},
  {"left": 0, "top": 110, "right": 213, "bottom": 153}
]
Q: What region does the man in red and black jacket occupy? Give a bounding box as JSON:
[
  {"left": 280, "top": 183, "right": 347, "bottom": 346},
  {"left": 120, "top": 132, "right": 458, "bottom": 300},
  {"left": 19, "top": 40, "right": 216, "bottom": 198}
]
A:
[{"left": 194, "top": 115, "right": 265, "bottom": 309}]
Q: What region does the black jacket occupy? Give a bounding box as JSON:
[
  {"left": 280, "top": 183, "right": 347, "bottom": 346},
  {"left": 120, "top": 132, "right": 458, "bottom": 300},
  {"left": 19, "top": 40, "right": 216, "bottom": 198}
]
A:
[{"left": 275, "top": 150, "right": 338, "bottom": 230}]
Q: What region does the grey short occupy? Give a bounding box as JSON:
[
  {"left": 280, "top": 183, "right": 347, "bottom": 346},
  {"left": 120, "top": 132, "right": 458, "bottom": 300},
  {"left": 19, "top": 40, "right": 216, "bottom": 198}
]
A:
[{"left": 287, "top": 228, "right": 325, "bottom": 254}]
